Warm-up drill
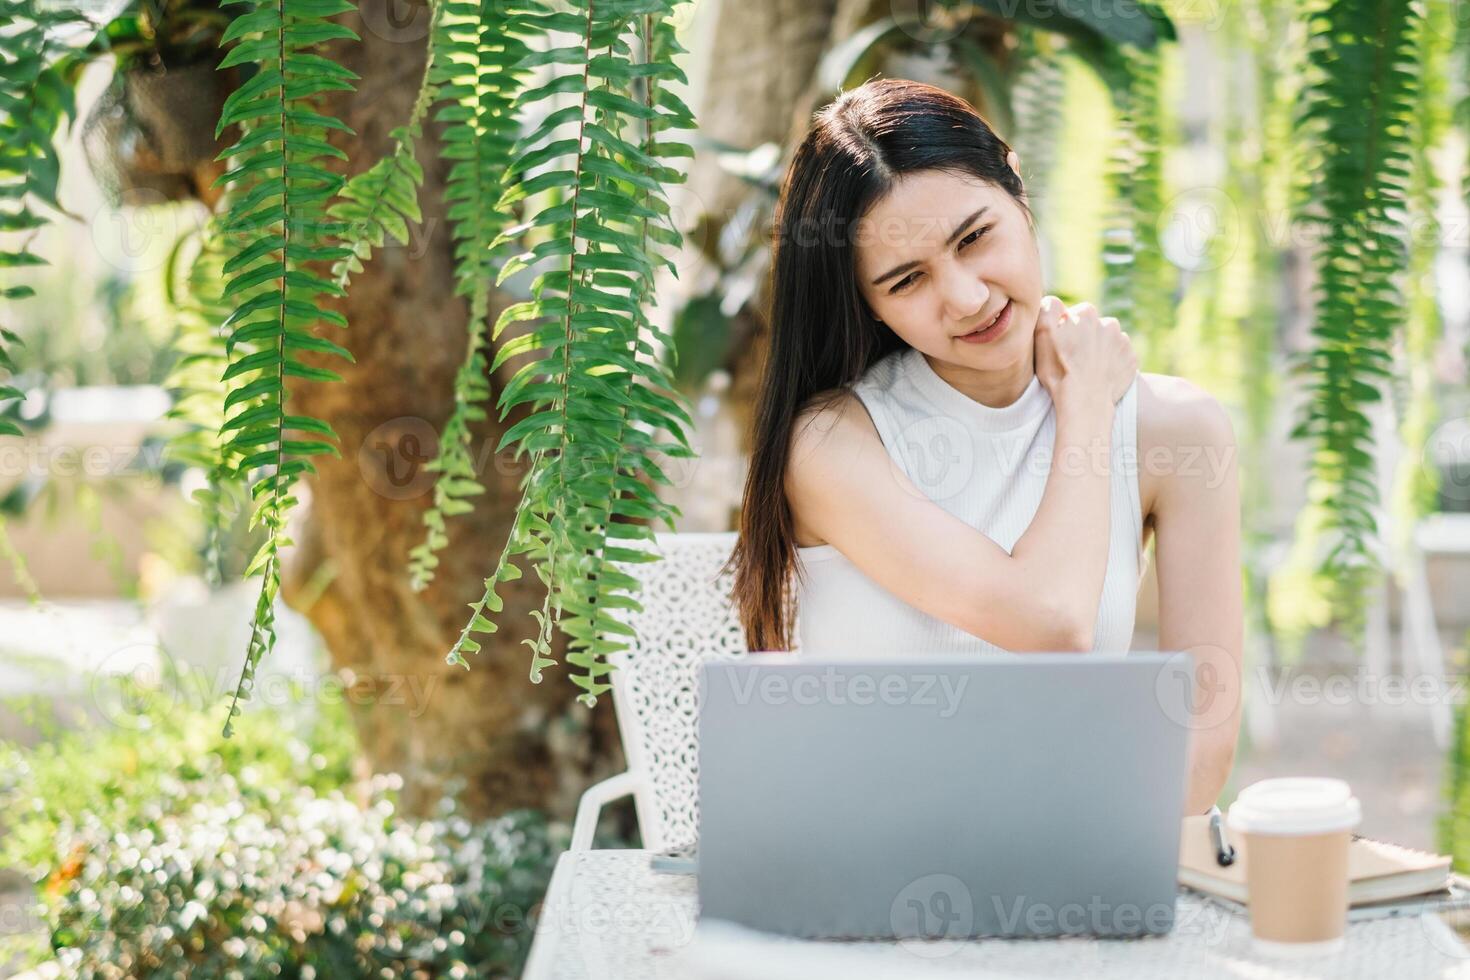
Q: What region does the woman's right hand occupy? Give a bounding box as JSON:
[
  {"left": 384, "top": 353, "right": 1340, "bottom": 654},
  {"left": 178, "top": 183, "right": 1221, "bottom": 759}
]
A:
[{"left": 1033, "top": 295, "right": 1137, "bottom": 410}]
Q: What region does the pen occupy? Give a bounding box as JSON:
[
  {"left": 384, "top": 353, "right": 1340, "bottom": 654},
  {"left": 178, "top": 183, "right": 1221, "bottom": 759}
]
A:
[{"left": 1208, "top": 804, "right": 1236, "bottom": 866}]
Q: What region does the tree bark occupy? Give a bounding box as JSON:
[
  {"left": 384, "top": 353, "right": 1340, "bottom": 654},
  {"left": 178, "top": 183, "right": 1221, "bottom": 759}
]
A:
[
  {"left": 142, "top": 0, "right": 866, "bottom": 822},
  {"left": 275, "top": 4, "right": 622, "bottom": 822}
]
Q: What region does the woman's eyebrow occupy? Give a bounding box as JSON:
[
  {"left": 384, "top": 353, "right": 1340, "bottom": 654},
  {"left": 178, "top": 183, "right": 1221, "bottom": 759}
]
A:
[{"left": 869, "top": 206, "right": 991, "bottom": 286}]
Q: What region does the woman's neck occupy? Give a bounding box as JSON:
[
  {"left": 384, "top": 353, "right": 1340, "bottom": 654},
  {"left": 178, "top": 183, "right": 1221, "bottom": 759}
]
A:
[{"left": 920, "top": 351, "right": 1036, "bottom": 409}]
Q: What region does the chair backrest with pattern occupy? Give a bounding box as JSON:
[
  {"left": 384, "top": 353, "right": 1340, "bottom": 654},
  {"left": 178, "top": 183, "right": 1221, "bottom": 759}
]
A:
[{"left": 605, "top": 531, "right": 751, "bottom": 851}]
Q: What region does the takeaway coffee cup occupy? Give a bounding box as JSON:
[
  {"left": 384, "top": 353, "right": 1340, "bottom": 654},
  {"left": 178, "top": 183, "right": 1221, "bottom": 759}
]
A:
[{"left": 1227, "top": 777, "right": 1362, "bottom": 957}]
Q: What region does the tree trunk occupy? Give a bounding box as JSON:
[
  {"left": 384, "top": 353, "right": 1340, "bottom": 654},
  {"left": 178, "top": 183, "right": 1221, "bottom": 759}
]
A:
[
  {"left": 152, "top": 0, "right": 863, "bottom": 822},
  {"left": 277, "top": 5, "right": 622, "bottom": 822}
]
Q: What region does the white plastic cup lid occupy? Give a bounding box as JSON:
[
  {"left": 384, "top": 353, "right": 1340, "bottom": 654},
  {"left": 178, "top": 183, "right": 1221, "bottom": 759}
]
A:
[{"left": 1227, "top": 777, "right": 1362, "bottom": 836}]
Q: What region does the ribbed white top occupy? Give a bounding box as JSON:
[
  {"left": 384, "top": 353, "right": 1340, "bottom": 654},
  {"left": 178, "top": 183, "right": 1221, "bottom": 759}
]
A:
[{"left": 793, "top": 345, "right": 1144, "bottom": 658}]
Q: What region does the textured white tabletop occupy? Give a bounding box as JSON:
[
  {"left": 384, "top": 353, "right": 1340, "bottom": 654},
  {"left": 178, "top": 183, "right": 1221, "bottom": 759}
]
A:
[{"left": 522, "top": 850, "right": 1470, "bottom": 980}]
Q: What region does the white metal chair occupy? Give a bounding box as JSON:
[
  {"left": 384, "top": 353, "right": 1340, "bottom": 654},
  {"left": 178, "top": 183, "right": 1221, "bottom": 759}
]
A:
[{"left": 569, "top": 531, "right": 752, "bottom": 851}]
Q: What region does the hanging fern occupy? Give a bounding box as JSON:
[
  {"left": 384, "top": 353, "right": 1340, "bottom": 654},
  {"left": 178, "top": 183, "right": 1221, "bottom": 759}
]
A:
[
  {"left": 1165, "top": 0, "right": 1299, "bottom": 674},
  {"left": 406, "top": 0, "right": 531, "bottom": 591},
  {"left": 555, "top": 8, "right": 695, "bottom": 699},
  {"left": 1440, "top": 0, "right": 1470, "bottom": 863},
  {"left": 1099, "top": 42, "right": 1176, "bottom": 374},
  {"left": 177, "top": 0, "right": 435, "bottom": 593},
  {"left": 1221, "top": 0, "right": 1298, "bottom": 664},
  {"left": 1007, "top": 26, "right": 1065, "bottom": 229},
  {"left": 327, "top": 0, "right": 443, "bottom": 291},
  {"left": 162, "top": 223, "right": 254, "bottom": 587},
  {"left": 1291, "top": 0, "right": 1422, "bottom": 635},
  {"left": 0, "top": 0, "right": 90, "bottom": 436},
  {"left": 0, "top": 0, "right": 90, "bottom": 608},
  {"left": 1221, "top": 0, "right": 1340, "bottom": 651},
  {"left": 211, "top": 0, "right": 361, "bottom": 736},
  {"left": 444, "top": 0, "right": 697, "bottom": 705},
  {"left": 1388, "top": 0, "right": 1452, "bottom": 559},
  {"left": 1460, "top": 6, "right": 1470, "bottom": 374}
]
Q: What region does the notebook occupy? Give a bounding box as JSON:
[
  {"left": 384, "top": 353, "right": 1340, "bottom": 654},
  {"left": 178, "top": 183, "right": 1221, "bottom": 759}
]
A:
[{"left": 1178, "top": 814, "right": 1453, "bottom": 906}]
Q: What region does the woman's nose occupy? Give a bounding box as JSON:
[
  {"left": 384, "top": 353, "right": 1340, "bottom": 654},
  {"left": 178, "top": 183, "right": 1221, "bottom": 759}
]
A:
[{"left": 938, "top": 262, "right": 989, "bottom": 322}]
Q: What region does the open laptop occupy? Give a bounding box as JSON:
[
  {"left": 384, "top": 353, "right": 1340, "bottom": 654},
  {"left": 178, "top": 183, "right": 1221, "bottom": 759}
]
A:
[{"left": 694, "top": 653, "right": 1194, "bottom": 940}]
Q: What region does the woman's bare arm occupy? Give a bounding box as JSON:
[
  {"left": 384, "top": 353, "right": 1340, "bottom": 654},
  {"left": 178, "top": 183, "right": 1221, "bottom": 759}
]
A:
[
  {"left": 786, "top": 387, "right": 1119, "bottom": 652},
  {"left": 1139, "top": 374, "right": 1244, "bottom": 815},
  {"left": 1006, "top": 392, "right": 1119, "bottom": 646}
]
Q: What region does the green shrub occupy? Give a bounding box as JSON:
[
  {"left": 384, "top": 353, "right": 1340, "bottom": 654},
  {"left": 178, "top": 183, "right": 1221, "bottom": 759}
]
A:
[
  {"left": 0, "top": 680, "right": 358, "bottom": 878},
  {"left": 0, "top": 678, "right": 565, "bottom": 978}
]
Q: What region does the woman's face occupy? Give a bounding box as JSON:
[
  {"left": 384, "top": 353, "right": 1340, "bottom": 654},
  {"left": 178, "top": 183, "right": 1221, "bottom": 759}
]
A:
[{"left": 853, "top": 162, "right": 1040, "bottom": 374}]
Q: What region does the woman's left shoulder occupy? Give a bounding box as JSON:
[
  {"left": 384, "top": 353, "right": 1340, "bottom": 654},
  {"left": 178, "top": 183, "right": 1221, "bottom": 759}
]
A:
[
  {"left": 1134, "top": 374, "right": 1238, "bottom": 524},
  {"left": 1135, "top": 372, "right": 1236, "bottom": 450}
]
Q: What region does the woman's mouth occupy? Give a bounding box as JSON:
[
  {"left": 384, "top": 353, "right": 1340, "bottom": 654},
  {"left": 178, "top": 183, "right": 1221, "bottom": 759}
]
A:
[{"left": 956, "top": 300, "right": 1012, "bottom": 344}]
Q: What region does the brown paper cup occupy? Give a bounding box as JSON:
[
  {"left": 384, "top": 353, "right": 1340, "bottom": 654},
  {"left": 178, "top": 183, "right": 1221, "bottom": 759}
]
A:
[
  {"left": 1241, "top": 829, "right": 1351, "bottom": 952},
  {"left": 1228, "top": 778, "right": 1361, "bottom": 958}
]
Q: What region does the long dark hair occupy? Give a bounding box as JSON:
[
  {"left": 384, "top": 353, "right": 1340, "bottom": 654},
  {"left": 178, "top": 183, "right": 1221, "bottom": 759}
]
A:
[{"left": 724, "top": 77, "right": 1031, "bottom": 652}]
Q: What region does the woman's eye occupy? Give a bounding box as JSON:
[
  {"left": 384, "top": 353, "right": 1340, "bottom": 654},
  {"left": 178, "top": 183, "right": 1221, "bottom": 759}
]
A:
[
  {"left": 889, "top": 225, "right": 992, "bottom": 295},
  {"left": 960, "top": 225, "right": 991, "bottom": 249}
]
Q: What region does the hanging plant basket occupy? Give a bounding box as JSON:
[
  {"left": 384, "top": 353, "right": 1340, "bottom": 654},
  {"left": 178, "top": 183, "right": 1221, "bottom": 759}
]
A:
[{"left": 81, "top": 52, "right": 239, "bottom": 209}]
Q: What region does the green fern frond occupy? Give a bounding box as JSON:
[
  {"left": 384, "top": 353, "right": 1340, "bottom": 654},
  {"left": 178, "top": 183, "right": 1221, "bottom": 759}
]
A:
[
  {"left": 1388, "top": 0, "right": 1452, "bottom": 563},
  {"left": 407, "top": 0, "right": 533, "bottom": 591},
  {"left": 162, "top": 227, "right": 236, "bottom": 581},
  {"left": 1460, "top": 0, "right": 1470, "bottom": 375},
  {"left": 1008, "top": 26, "right": 1065, "bottom": 229},
  {"left": 211, "top": 0, "right": 362, "bottom": 736},
  {"left": 445, "top": 0, "right": 697, "bottom": 705},
  {"left": 556, "top": 10, "right": 695, "bottom": 703},
  {"left": 1099, "top": 43, "right": 1176, "bottom": 373},
  {"left": 0, "top": 0, "right": 89, "bottom": 605},
  {"left": 1290, "top": 0, "right": 1422, "bottom": 636},
  {"left": 327, "top": 0, "right": 445, "bottom": 290},
  {"left": 162, "top": 223, "right": 255, "bottom": 587},
  {"left": 0, "top": 0, "right": 90, "bottom": 437},
  {"left": 1206, "top": 0, "right": 1297, "bottom": 641}
]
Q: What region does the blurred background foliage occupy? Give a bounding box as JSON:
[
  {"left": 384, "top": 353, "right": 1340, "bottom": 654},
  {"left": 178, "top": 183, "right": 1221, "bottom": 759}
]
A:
[{"left": 2, "top": 0, "right": 1470, "bottom": 974}]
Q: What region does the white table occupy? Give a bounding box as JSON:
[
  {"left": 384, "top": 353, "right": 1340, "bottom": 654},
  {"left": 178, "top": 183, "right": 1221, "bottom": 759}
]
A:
[{"left": 523, "top": 850, "right": 1470, "bottom": 979}]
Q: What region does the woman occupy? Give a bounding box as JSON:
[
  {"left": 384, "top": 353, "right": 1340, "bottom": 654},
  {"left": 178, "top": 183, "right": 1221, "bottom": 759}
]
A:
[{"left": 727, "top": 78, "right": 1242, "bottom": 815}]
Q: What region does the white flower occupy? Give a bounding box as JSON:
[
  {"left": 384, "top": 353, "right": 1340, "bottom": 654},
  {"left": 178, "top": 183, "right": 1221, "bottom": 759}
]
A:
[{"left": 178, "top": 900, "right": 206, "bottom": 930}]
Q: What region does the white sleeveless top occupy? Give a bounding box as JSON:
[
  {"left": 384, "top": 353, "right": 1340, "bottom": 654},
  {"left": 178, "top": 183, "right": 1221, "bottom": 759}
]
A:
[{"left": 793, "top": 346, "right": 1145, "bottom": 657}]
